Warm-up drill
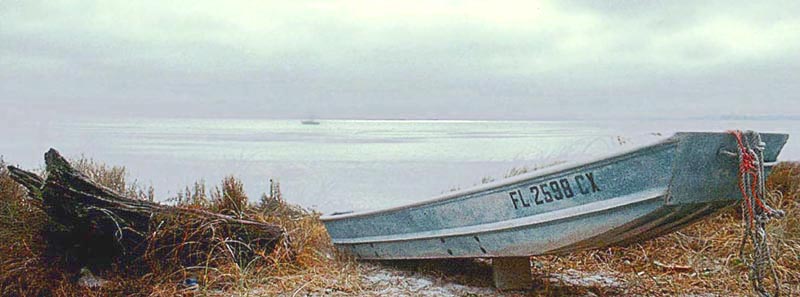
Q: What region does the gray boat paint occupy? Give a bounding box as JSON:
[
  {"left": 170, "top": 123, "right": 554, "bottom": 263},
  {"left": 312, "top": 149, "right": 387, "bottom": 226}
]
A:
[{"left": 322, "top": 132, "right": 789, "bottom": 260}]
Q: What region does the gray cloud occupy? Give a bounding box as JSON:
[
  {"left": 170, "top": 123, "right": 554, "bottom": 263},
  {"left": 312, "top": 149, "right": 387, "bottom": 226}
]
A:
[{"left": 1, "top": 0, "right": 799, "bottom": 120}]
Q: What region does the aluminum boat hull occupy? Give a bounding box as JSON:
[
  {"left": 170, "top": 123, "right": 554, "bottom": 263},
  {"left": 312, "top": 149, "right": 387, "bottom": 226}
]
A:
[{"left": 321, "top": 132, "right": 789, "bottom": 260}]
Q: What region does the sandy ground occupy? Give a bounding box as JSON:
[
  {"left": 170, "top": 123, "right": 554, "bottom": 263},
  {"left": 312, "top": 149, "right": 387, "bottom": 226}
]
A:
[
  {"left": 356, "top": 262, "right": 499, "bottom": 296},
  {"left": 340, "top": 260, "right": 625, "bottom": 297},
  {"left": 349, "top": 261, "right": 729, "bottom": 296}
]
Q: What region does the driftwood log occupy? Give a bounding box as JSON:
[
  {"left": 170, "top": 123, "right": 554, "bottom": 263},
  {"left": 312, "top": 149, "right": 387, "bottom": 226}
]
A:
[{"left": 7, "top": 149, "right": 284, "bottom": 268}]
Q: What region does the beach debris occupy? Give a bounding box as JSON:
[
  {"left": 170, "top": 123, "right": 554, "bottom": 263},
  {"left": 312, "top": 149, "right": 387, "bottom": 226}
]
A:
[
  {"left": 546, "top": 269, "right": 623, "bottom": 290},
  {"left": 6, "top": 148, "right": 285, "bottom": 270},
  {"left": 77, "top": 267, "right": 108, "bottom": 289},
  {"left": 6, "top": 166, "right": 43, "bottom": 203},
  {"left": 181, "top": 277, "right": 199, "bottom": 292},
  {"left": 652, "top": 261, "right": 692, "bottom": 272}
]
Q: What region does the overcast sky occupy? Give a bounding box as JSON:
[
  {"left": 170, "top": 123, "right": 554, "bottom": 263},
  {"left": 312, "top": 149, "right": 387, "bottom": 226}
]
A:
[{"left": 1, "top": 0, "right": 799, "bottom": 120}]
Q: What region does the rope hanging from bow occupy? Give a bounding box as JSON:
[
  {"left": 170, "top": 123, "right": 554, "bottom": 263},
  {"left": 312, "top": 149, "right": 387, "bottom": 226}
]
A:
[{"left": 730, "top": 130, "right": 784, "bottom": 297}]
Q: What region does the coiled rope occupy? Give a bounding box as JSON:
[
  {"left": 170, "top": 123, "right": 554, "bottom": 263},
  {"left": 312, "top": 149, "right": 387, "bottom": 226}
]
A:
[{"left": 730, "top": 130, "right": 784, "bottom": 297}]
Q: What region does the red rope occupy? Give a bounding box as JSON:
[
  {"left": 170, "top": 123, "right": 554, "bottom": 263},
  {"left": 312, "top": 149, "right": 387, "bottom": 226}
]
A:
[
  {"left": 730, "top": 130, "right": 772, "bottom": 224},
  {"left": 729, "top": 130, "right": 784, "bottom": 297}
]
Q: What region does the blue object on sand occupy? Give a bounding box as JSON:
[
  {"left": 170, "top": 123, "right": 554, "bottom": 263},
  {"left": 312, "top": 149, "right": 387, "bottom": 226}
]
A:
[{"left": 182, "top": 277, "right": 198, "bottom": 291}]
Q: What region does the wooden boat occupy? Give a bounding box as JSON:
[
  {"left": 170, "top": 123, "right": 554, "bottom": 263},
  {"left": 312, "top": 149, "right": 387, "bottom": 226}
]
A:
[{"left": 321, "top": 132, "right": 789, "bottom": 271}]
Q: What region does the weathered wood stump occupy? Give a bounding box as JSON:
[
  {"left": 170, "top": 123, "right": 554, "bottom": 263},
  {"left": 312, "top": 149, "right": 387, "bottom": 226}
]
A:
[{"left": 7, "top": 149, "right": 285, "bottom": 268}]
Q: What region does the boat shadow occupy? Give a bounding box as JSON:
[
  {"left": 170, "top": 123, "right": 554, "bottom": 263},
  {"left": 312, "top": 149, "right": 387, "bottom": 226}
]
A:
[{"left": 374, "top": 258, "right": 494, "bottom": 288}]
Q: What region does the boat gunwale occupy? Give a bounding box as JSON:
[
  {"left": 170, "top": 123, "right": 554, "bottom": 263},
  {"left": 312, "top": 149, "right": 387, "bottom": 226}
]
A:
[
  {"left": 332, "top": 187, "right": 667, "bottom": 245},
  {"left": 321, "top": 133, "right": 683, "bottom": 222}
]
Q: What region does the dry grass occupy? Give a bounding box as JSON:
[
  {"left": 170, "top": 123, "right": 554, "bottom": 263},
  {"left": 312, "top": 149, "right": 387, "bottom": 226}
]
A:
[
  {"left": 72, "top": 156, "right": 155, "bottom": 201},
  {"left": 0, "top": 157, "right": 54, "bottom": 296},
  {"left": 0, "top": 157, "right": 364, "bottom": 296},
  {"left": 1, "top": 156, "right": 799, "bottom": 296}
]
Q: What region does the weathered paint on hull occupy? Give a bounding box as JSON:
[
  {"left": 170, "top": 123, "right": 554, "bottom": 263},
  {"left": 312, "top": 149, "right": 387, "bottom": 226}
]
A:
[
  {"left": 321, "top": 132, "right": 789, "bottom": 260},
  {"left": 550, "top": 201, "right": 735, "bottom": 255}
]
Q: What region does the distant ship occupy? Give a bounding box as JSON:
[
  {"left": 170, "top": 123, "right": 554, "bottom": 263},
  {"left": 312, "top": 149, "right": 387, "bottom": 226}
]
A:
[{"left": 301, "top": 120, "right": 320, "bottom": 125}]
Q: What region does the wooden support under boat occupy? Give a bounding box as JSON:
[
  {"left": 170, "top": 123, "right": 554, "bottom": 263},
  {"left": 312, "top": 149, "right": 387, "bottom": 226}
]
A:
[{"left": 492, "top": 257, "right": 533, "bottom": 290}]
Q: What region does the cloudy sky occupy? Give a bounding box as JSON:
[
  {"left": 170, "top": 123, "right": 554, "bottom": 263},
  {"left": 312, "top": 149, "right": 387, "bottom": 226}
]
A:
[{"left": 1, "top": 0, "right": 799, "bottom": 120}]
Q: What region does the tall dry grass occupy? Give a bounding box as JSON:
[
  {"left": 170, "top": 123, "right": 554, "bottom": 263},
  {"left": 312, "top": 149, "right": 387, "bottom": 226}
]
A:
[
  {"left": 72, "top": 156, "right": 155, "bottom": 201},
  {"left": 0, "top": 157, "right": 363, "bottom": 296},
  {"left": 0, "top": 158, "right": 55, "bottom": 296}
]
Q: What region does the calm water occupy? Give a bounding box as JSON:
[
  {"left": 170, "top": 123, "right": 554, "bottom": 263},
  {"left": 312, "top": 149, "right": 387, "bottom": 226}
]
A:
[{"left": 1, "top": 118, "right": 797, "bottom": 213}]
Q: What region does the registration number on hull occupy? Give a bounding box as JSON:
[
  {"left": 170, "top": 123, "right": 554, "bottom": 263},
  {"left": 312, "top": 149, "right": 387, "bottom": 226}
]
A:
[{"left": 508, "top": 172, "right": 601, "bottom": 209}]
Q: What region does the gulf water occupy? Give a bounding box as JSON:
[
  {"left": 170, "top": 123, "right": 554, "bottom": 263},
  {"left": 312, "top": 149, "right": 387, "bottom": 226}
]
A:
[{"left": 2, "top": 118, "right": 796, "bottom": 213}]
